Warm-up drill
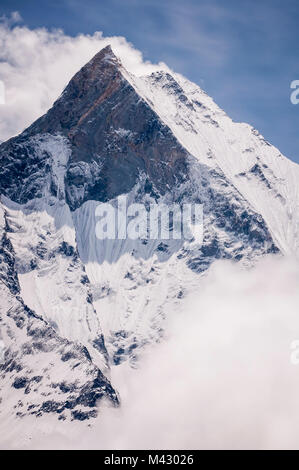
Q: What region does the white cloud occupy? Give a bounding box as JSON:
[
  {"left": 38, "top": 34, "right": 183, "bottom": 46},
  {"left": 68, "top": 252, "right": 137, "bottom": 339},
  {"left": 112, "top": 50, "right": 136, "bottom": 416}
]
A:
[
  {"left": 91, "top": 256, "right": 299, "bottom": 450},
  {"left": 0, "top": 10, "right": 22, "bottom": 27},
  {"left": 0, "top": 15, "right": 169, "bottom": 142},
  {"left": 2, "top": 256, "right": 299, "bottom": 450}
]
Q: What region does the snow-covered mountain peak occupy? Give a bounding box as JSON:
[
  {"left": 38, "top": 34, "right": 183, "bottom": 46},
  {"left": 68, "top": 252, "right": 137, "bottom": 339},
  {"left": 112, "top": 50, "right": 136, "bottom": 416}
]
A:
[{"left": 0, "top": 45, "right": 298, "bottom": 426}]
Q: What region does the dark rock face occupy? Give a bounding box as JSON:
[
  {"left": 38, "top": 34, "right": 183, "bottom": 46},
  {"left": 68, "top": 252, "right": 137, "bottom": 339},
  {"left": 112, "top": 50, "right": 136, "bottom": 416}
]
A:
[
  {"left": 0, "top": 46, "right": 188, "bottom": 210},
  {"left": 0, "top": 226, "right": 20, "bottom": 295},
  {"left": 0, "top": 137, "right": 53, "bottom": 206}
]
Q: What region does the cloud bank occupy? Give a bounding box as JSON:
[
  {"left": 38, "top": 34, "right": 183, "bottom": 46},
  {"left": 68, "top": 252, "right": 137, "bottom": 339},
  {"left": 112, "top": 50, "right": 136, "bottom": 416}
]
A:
[
  {"left": 0, "top": 12, "right": 169, "bottom": 143},
  {"left": 91, "top": 257, "right": 299, "bottom": 450},
  {"left": 2, "top": 256, "right": 299, "bottom": 450}
]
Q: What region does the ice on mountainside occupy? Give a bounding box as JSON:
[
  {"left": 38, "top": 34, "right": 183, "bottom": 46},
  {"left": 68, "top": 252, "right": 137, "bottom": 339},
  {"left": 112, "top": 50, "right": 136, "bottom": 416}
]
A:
[
  {"left": 0, "top": 44, "right": 298, "bottom": 424},
  {"left": 0, "top": 202, "right": 118, "bottom": 422}
]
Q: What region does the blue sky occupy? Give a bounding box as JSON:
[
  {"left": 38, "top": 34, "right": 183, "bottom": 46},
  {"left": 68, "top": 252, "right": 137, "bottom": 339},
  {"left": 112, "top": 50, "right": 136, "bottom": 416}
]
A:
[{"left": 1, "top": 0, "right": 298, "bottom": 162}]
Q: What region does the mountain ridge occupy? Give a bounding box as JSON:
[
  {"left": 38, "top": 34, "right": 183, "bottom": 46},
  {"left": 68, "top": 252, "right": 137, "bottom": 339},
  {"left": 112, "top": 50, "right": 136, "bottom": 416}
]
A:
[{"left": 0, "top": 44, "right": 298, "bottom": 425}]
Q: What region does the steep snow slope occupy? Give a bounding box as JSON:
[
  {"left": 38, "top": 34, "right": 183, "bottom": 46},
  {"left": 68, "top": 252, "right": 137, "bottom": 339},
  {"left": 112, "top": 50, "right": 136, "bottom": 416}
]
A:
[
  {"left": 3, "top": 195, "right": 109, "bottom": 371},
  {"left": 123, "top": 70, "right": 299, "bottom": 255}
]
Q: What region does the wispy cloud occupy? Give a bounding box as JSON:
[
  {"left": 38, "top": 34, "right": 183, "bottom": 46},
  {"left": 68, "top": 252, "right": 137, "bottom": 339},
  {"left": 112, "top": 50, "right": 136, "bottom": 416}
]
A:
[{"left": 0, "top": 15, "right": 169, "bottom": 142}]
